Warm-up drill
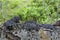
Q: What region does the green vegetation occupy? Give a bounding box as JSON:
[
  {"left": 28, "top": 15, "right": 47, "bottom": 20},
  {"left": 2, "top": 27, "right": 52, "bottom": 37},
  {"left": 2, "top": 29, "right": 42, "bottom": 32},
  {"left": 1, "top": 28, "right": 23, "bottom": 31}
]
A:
[{"left": 0, "top": 0, "right": 60, "bottom": 24}]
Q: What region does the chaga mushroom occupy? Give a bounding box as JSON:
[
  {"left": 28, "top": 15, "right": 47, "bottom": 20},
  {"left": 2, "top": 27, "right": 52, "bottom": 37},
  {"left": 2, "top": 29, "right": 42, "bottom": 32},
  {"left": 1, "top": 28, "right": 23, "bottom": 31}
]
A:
[{"left": 3, "top": 16, "right": 20, "bottom": 31}]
